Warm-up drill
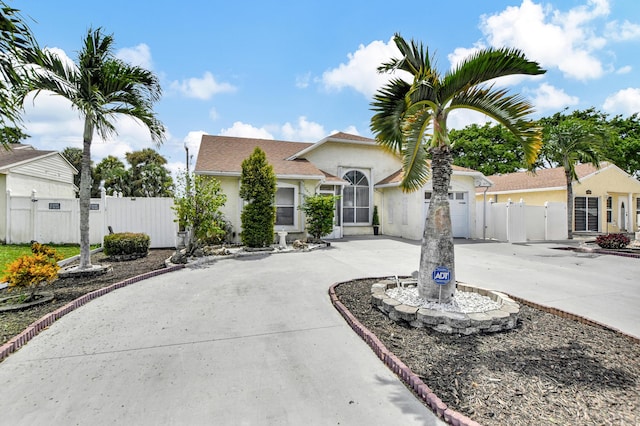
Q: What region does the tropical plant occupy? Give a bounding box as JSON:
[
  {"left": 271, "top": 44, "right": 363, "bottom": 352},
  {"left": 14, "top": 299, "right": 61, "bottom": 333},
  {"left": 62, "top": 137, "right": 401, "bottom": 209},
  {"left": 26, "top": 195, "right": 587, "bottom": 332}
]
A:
[
  {"left": 94, "top": 155, "right": 128, "bottom": 196},
  {"left": 19, "top": 28, "right": 165, "bottom": 270},
  {"left": 540, "top": 116, "right": 609, "bottom": 239},
  {"left": 595, "top": 233, "right": 630, "bottom": 249},
  {"left": 371, "top": 34, "right": 545, "bottom": 303},
  {"left": 2, "top": 242, "right": 63, "bottom": 301},
  {"left": 125, "top": 148, "right": 174, "bottom": 197},
  {"left": 0, "top": 3, "right": 39, "bottom": 141},
  {"left": 299, "top": 194, "right": 339, "bottom": 240},
  {"left": 172, "top": 172, "right": 228, "bottom": 252},
  {"left": 239, "top": 147, "right": 276, "bottom": 247}
]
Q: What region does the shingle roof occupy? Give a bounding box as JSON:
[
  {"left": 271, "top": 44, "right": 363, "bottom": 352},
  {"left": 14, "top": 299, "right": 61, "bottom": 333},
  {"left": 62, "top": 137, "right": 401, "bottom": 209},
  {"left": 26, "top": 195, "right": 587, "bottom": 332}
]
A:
[
  {"left": 195, "top": 135, "right": 324, "bottom": 178},
  {"left": 0, "top": 144, "right": 59, "bottom": 171},
  {"left": 481, "top": 162, "right": 607, "bottom": 193},
  {"left": 326, "top": 132, "right": 376, "bottom": 143}
]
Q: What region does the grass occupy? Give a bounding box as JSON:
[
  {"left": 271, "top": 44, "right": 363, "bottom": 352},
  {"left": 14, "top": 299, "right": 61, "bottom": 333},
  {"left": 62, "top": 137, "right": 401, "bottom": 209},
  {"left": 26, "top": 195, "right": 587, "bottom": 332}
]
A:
[{"left": 0, "top": 244, "right": 98, "bottom": 276}]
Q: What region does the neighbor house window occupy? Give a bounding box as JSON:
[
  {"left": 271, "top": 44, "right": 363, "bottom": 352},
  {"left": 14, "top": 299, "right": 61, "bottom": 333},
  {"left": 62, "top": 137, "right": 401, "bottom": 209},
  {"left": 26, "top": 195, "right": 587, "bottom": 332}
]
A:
[
  {"left": 606, "top": 196, "right": 612, "bottom": 223},
  {"left": 574, "top": 196, "right": 599, "bottom": 232},
  {"left": 275, "top": 187, "right": 295, "bottom": 226},
  {"left": 342, "top": 170, "right": 370, "bottom": 224}
]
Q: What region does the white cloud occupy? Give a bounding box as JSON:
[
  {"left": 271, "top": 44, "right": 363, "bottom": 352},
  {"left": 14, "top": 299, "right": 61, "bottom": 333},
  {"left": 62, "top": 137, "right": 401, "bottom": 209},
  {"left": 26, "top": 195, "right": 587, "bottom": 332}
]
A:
[
  {"left": 183, "top": 130, "right": 206, "bottom": 155},
  {"left": 209, "top": 107, "right": 219, "bottom": 121},
  {"left": 447, "top": 110, "right": 495, "bottom": 130},
  {"left": 616, "top": 65, "right": 632, "bottom": 74},
  {"left": 116, "top": 44, "right": 153, "bottom": 69},
  {"left": 479, "top": 0, "right": 610, "bottom": 81},
  {"left": 322, "top": 37, "right": 401, "bottom": 98},
  {"left": 219, "top": 122, "right": 274, "bottom": 139},
  {"left": 528, "top": 83, "right": 579, "bottom": 111},
  {"left": 280, "top": 116, "right": 326, "bottom": 141},
  {"left": 170, "top": 72, "right": 236, "bottom": 100},
  {"left": 448, "top": 44, "right": 485, "bottom": 70},
  {"left": 603, "top": 88, "right": 640, "bottom": 115},
  {"left": 605, "top": 20, "right": 640, "bottom": 41}
]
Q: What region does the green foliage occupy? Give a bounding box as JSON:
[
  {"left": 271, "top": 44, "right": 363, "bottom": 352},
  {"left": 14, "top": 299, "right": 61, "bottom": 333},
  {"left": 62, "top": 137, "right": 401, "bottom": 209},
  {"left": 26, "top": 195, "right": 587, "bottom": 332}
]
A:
[
  {"left": 2, "top": 243, "right": 63, "bottom": 295},
  {"left": 125, "top": 148, "right": 174, "bottom": 197},
  {"left": 595, "top": 233, "right": 630, "bottom": 249},
  {"left": 449, "top": 123, "right": 530, "bottom": 175},
  {"left": 372, "top": 205, "right": 380, "bottom": 226},
  {"left": 94, "top": 155, "right": 127, "bottom": 196},
  {"left": 240, "top": 147, "right": 276, "bottom": 247},
  {"left": 103, "top": 232, "right": 150, "bottom": 256},
  {"left": 172, "top": 172, "right": 228, "bottom": 247},
  {"left": 299, "top": 194, "right": 339, "bottom": 240}
]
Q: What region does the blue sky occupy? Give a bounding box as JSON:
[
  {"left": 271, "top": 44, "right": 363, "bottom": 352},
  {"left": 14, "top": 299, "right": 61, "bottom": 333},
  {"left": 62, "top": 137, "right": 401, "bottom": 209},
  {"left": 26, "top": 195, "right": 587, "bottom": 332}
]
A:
[{"left": 12, "top": 0, "right": 640, "bottom": 176}]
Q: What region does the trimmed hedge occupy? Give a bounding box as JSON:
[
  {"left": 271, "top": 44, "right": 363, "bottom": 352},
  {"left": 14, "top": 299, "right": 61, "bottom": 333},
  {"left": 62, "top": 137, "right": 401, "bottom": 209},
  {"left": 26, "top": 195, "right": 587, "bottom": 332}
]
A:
[{"left": 103, "top": 232, "right": 150, "bottom": 257}]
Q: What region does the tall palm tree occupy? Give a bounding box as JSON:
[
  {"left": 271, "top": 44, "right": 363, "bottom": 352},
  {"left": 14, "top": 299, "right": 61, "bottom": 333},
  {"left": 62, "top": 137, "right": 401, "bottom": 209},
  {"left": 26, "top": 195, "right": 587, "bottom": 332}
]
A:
[
  {"left": 371, "top": 34, "right": 545, "bottom": 303},
  {"left": 21, "top": 28, "right": 165, "bottom": 270},
  {"left": 542, "top": 117, "right": 607, "bottom": 239}
]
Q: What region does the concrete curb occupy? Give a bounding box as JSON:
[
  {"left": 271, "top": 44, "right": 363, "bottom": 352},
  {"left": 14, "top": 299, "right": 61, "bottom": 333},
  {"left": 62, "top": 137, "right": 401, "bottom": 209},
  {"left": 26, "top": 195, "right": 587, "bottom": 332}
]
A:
[
  {"left": 329, "top": 279, "right": 640, "bottom": 426},
  {"left": 0, "top": 264, "right": 185, "bottom": 363}
]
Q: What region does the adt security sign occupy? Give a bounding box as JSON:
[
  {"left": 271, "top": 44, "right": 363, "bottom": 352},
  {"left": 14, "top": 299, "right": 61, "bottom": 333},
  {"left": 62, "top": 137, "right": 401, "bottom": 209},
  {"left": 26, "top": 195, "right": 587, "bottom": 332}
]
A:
[{"left": 432, "top": 266, "right": 451, "bottom": 285}]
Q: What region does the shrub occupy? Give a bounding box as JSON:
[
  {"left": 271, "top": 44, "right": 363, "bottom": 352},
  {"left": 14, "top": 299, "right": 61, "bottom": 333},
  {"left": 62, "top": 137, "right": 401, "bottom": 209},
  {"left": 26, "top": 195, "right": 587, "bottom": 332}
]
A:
[
  {"left": 299, "top": 194, "right": 339, "bottom": 240},
  {"left": 239, "top": 147, "right": 276, "bottom": 247},
  {"left": 2, "top": 242, "right": 63, "bottom": 299},
  {"left": 595, "top": 233, "right": 630, "bottom": 249},
  {"left": 103, "top": 232, "right": 150, "bottom": 257}
]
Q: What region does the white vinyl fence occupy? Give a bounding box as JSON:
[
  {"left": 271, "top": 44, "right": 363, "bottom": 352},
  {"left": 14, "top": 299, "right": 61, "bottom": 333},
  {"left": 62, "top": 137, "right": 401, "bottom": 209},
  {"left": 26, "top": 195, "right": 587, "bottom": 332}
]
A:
[
  {"left": 5, "top": 190, "right": 178, "bottom": 248},
  {"left": 476, "top": 199, "right": 568, "bottom": 243}
]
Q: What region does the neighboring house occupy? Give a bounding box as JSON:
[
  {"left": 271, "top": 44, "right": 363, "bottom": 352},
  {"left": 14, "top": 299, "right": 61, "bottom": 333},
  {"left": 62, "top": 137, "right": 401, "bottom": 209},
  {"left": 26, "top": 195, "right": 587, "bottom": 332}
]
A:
[
  {"left": 0, "top": 144, "right": 78, "bottom": 242},
  {"left": 195, "top": 132, "right": 491, "bottom": 241},
  {"left": 477, "top": 162, "right": 640, "bottom": 233}
]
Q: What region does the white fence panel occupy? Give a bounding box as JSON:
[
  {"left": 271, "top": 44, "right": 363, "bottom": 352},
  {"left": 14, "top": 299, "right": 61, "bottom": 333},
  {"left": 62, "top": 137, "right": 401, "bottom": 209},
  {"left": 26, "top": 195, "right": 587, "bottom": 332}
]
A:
[
  {"left": 545, "top": 202, "right": 568, "bottom": 240},
  {"left": 105, "top": 197, "right": 177, "bottom": 248},
  {"left": 525, "top": 205, "right": 546, "bottom": 241},
  {"left": 5, "top": 192, "right": 178, "bottom": 248},
  {"left": 507, "top": 200, "right": 527, "bottom": 243},
  {"left": 490, "top": 202, "right": 509, "bottom": 241}
]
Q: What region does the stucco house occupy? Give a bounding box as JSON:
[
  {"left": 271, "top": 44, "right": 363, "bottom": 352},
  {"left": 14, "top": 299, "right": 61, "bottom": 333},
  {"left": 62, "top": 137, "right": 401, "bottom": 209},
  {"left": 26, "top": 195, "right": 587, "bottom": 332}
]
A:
[
  {"left": 195, "top": 132, "right": 491, "bottom": 241},
  {"left": 0, "top": 144, "right": 78, "bottom": 242},
  {"left": 477, "top": 162, "right": 640, "bottom": 233}
]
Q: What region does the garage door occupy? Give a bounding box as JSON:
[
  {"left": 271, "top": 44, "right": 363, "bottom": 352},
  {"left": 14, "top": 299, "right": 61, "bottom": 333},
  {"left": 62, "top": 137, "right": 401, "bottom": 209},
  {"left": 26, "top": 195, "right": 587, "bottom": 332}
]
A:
[{"left": 423, "top": 191, "right": 469, "bottom": 238}]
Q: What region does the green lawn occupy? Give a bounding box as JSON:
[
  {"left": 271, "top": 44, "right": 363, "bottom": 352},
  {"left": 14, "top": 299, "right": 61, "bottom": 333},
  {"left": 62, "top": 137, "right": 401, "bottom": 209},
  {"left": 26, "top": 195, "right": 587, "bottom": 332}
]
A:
[{"left": 0, "top": 244, "right": 95, "bottom": 274}]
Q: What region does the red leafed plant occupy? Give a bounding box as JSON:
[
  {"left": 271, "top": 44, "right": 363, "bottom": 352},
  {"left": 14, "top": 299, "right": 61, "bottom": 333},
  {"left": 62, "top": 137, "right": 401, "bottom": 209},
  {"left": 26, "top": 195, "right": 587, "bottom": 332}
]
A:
[{"left": 595, "top": 233, "right": 630, "bottom": 249}]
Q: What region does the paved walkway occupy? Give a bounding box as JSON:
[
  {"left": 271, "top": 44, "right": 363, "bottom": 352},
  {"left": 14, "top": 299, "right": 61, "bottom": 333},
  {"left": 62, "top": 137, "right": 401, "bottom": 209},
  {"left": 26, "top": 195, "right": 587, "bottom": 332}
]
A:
[{"left": 0, "top": 237, "right": 637, "bottom": 425}]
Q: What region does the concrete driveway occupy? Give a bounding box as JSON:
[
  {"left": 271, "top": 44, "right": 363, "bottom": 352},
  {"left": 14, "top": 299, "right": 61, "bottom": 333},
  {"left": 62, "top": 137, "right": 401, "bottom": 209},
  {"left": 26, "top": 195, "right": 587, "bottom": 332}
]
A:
[{"left": 0, "top": 237, "right": 637, "bottom": 425}]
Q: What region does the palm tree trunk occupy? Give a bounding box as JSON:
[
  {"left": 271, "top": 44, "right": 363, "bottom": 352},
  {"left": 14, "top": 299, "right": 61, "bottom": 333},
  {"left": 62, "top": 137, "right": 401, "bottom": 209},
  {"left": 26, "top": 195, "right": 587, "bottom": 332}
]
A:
[
  {"left": 418, "top": 146, "right": 455, "bottom": 303},
  {"left": 78, "top": 118, "right": 93, "bottom": 269},
  {"left": 565, "top": 170, "right": 573, "bottom": 240}
]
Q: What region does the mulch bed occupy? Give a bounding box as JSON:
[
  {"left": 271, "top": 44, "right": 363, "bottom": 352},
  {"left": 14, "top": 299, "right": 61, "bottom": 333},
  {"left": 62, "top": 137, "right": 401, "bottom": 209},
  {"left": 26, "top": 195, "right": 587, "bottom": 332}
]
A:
[
  {"left": 0, "top": 249, "right": 175, "bottom": 349},
  {"left": 333, "top": 278, "right": 640, "bottom": 425}
]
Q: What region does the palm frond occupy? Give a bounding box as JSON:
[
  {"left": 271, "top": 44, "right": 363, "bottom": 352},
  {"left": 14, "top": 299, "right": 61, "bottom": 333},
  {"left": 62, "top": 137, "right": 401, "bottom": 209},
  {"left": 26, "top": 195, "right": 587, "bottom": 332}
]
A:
[
  {"left": 440, "top": 47, "right": 545, "bottom": 104},
  {"left": 370, "top": 77, "right": 411, "bottom": 153},
  {"left": 449, "top": 85, "right": 542, "bottom": 165},
  {"left": 400, "top": 108, "right": 432, "bottom": 192}
]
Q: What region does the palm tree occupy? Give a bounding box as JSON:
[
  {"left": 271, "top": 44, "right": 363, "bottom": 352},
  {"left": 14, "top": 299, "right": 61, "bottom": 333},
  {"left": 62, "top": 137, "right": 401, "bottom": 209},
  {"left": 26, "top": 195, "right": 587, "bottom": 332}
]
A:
[
  {"left": 21, "top": 28, "right": 165, "bottom": 270},
  {"left": 371, "top": 34, "right": 545, "bottom": 303},
  {"left": 542, "top": 117, "right": 607, "bottom": 239}
]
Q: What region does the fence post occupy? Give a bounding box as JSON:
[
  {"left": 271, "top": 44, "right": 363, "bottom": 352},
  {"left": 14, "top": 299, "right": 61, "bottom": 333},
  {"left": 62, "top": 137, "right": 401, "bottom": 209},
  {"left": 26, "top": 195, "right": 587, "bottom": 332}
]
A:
[
  {"left": 5, "top": 189, "right": 11, "bottom": 244},
  {"left": 31, "top": 189, "right": 38, "bottom": 242},
  {"left": 506, "top": 198, "right": 512, "bottom": 242}
]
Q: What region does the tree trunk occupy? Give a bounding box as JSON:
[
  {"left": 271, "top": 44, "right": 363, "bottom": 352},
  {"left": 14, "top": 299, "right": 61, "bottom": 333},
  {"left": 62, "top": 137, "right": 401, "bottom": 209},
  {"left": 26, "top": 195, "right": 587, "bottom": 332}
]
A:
[
  {"left": 418, "top": 146, "right": 455, "bottom": 303},
  {"left": 565, "top": 170, "right": 573, "bottom": 240},
  {"left": 78, "top": 118, "right": 93, "bottom": 269}
]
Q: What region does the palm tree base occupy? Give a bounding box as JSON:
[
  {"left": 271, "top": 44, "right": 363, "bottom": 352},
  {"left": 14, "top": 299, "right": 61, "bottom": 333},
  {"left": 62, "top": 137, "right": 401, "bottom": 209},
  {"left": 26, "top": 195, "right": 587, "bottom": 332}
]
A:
[{"left": 58, "top": 264, "right": 112, "bottom": 279}]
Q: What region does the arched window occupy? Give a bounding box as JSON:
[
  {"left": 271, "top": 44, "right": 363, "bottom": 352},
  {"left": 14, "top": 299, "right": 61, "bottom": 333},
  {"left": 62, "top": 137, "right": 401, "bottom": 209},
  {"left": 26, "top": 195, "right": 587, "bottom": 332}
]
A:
[{"left": 342, "top": 170, "right": 369, "bottom": 224}]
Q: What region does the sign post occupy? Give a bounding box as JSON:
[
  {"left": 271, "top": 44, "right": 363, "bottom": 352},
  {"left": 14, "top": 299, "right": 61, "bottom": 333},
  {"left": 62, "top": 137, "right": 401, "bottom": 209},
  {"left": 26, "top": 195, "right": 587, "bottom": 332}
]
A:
[{"left": 432, "top": 266, "right": 451, "bottom": 304}]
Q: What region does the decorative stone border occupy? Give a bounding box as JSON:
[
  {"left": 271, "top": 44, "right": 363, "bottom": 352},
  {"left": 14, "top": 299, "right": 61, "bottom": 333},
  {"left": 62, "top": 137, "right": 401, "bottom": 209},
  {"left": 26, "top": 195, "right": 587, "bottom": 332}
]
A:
[{"left": 371, "top": 279, "right": 519, "bottom": 335}]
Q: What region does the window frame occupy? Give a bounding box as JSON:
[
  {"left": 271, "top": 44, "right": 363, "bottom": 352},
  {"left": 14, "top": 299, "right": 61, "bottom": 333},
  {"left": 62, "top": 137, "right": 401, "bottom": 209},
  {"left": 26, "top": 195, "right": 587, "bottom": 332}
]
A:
[
  {"left": 274, "top": 184, "right": 298, "bottom": 231},
  {"left": 341, "top": 169, "right": 371, "bottom": 225}
]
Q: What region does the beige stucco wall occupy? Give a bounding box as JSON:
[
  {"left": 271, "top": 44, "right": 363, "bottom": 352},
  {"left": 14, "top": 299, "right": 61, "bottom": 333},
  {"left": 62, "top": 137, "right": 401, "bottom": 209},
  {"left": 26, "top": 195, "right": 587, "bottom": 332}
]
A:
[{"left": 212, "top": 175, "right": 319, "bottom": 242}]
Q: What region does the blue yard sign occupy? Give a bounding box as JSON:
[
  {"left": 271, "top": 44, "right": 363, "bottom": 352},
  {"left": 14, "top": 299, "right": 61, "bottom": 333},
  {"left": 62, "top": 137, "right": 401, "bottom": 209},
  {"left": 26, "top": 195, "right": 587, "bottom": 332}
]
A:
[{"left": 432, "top": 266, "right": 451, "bottom": 285}]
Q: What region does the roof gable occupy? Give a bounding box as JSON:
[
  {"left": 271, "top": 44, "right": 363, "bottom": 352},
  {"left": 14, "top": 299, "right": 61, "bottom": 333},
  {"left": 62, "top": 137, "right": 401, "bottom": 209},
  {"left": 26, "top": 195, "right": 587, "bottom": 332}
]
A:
[
  {"left": 0, "top": 144, "right": 76, "bottom": 173},
  {"left": 286, "top": 132, "right": 377, "bottom": 160}
]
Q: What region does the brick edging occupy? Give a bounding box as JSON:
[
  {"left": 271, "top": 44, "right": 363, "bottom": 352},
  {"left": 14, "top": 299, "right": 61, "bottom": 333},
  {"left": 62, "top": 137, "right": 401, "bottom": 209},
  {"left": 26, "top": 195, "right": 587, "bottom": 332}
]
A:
[
  {"left": 328, "top": 281, "right": 482, "bottom": 426},
  {"left": 0, "top": 264, "right": 185, "bottom": 363}
]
